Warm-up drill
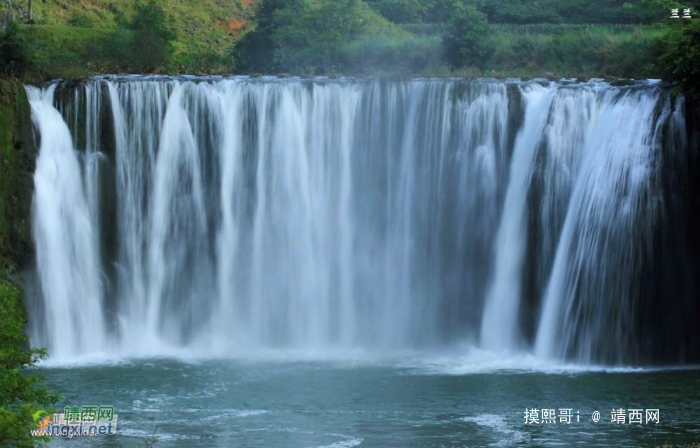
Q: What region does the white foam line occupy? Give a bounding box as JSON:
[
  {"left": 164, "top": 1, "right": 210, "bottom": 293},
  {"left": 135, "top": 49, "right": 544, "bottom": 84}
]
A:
[
  {"left": 313, "top": 436, "right": 363, "bottom": 448},
  {"left": 34, "top": 345, "right": 700, "bottom": 374},
  {"left": 460, "top": 414, "right": 528, "bottom": 447}
]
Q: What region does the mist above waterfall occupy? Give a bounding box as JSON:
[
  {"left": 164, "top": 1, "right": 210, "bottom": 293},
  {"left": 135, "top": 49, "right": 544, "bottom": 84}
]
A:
[{"left": 26, "top": 76, "right": 698, "bottom": 365}]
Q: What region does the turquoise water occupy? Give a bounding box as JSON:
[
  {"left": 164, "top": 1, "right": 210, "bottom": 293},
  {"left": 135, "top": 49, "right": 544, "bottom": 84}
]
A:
[{"left": 40, "top": 358, "right": 700, "bottom": 447}]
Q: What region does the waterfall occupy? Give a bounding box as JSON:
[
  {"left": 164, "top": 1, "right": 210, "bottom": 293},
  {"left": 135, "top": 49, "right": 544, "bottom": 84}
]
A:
[
  {"left": 26, "top": 77, "right": 696, "bottom": 365},
  {"left": 27, "top": 85, "right": 105, "bottom": 358},
  {"left": 534, "top": 88, "right": 673, "bottom": 363},
  {"left": 480, "top": 83, "right": 555, "bottom": 351}
]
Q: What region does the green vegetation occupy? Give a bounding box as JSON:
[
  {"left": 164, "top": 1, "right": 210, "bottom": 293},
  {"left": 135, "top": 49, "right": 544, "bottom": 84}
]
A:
[
  {"left": 0, "top": 22, "right": 28, "bottom": 77},
  {"left": 0, "top": 79, "right": 56, "bottom": 448},
  {"left": 658, "top": 20, "right": 700, "bottom": 98},
  {"left": 90, "top": 0, "right": 176, "bottom": 73},
  {"left": 369, "top": 0, "right": 694, "bottom": 25},
  {"left": 478, "top": 0, "right": 682, "bottom": 24},
  {"left": 365, "top": 0, "right": 427, "bottom": 23},
  {"left": 365, "top": 0, "right": 457, "bottom": 23},
  {"left": 0, "top": 80, "right": 33, "bottom": 267},
  {"left": 442, "top": 3, "right": 489, "bottom": 69},
  {"left": 483, "top": 24, "right": 667, "bottom": 78},
  {"left": 0, "top": 0, "right": 699, "bottom": 83},
  {"left": 0, "top": 0, "right": 253, "bottom": 77},
  {"left": 230, "top": 0, "right": 700, "bottom": 81},
  {"left": 235, "top": 0, "right": 406, "bottom": 73},
  {"left": 18, "top": 24, "right": 112, "bottom": 79},
  {"left": 0, "top": 280, "right": 57, "bottom": 447}
]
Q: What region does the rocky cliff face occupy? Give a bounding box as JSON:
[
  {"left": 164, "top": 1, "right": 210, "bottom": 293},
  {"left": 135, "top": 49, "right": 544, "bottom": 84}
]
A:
[{"left": 0, "top": 80, "right": 34, "bottom": 274}]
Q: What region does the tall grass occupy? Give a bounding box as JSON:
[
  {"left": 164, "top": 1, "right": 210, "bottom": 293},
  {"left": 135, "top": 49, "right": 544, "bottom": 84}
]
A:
[
  {"left": 487, "top": 24, "right": 667, "bottom": 77},
  {"left": 19, "top": 25, "right": 113, "bottom": 79},
  {"left": 333, "top": 23, "right": 668, "bottom": 78}
]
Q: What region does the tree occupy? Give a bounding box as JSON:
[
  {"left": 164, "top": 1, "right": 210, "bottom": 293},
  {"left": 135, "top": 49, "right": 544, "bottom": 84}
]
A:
[
  {"left": 273, "top": 0, "right": 365, "bottom": 72},
  {"left": 0, "top": 280, "right": 58, "bottom": 447},
  {"left": 129, "top": 0, "right": 175, "bottom": 72},
  {"left": 658, "top": 21, "right": 700, "bottom": 99},
  {"left": 442, "top": 3, "right": 490, "bottom": 69},
  {"left": 233, "top": 0, "right": 304, "bottom": 73},
  {"left": 234, "top": 0, "right": 365, "bottom": 74},
  {"left": 0, "top": 21, "right": 29, "bottom": 77}
]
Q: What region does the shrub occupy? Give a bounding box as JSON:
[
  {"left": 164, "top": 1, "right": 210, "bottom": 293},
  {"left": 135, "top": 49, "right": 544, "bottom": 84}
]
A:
[
  {"left": 88, "top": 0, "right": 174, "bottom": 73},
  {"left": 0, "top": 22, "right": 28, "bottom": 77},
  {"left": 658, "top": 21, "right": 700, "bottom": 99},
  {"left": 129, "top": 0, "right": 175, "bottom": 72},
  {"left": 442, "top": 3, "right": 490, "bottom": 69},
  {"left": 233, "top": 0, "right": 305, "bottom": 73},
  {"left": 235, "top": 0, "right": 398, "bottom": 74},
  {"left": 0, "top": 280, "right": 58, "bottom": 447}
]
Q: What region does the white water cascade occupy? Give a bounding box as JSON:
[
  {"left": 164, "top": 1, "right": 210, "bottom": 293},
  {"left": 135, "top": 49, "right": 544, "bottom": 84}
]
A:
[
  {"left": 27, "top": 85, "right": 105, "bottom": 358},
  {"left": 534, "top": 87, "right": 673, "bottom": 363},
  {"left": 25, "top": 77, "right": 694, "bottom": 365},
  {"left": 480, "top": 83, "right": 555, "bottom": 352}
]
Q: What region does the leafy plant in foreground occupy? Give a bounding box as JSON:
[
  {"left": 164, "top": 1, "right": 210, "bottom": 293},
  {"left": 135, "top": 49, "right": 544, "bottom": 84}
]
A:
[{"left": 0, "top": 280, "right": 57, "bottom": 447}]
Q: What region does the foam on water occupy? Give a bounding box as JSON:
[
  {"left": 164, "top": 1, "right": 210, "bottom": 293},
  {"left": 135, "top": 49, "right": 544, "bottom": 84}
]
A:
[
  {"left": 36, "top": 345, "right": 700, "bottom": 377},
  {"left": 460, "top": 414, "right": 529, "bottom": 447},
  {"left": 313, "top": 437, "right": 364, "bottom": 448}
]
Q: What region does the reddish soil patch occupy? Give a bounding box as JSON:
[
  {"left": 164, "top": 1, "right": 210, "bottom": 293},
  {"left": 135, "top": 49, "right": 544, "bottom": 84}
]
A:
[{"left": 220, "top": 16, "right": 247, "bottom": 34}]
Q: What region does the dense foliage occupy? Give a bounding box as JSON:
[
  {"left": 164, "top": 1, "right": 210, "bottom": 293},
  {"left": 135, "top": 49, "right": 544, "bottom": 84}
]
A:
[
  {"left": 234, "top": 0, "right": 696, "bottom": 77},
  {"left": 93, "top": 0, "right": 175, "bottom": 73},
  {"left": 0, "top": 22, "right": 28, "bottom": 77},
  {"left": 442, "top": 4, "right": 489, "bottom": 69},
  {"left": 0, "top": 280, "right": 57, "bottom": 447},
  {"left": 235, "top": 0, "right": 403, "bottom": 73},
  {"left": 659, "top": 21, "right": 700, "bottom": 99},
  {"left": 129, "top": 0, "right": 176, "bottom": 72}
]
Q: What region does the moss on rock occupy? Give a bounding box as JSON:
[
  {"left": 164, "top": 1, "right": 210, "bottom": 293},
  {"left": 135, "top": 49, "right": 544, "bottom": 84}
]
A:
[{"left": 0, "top": 80, "right": 35, "bottom": 275}]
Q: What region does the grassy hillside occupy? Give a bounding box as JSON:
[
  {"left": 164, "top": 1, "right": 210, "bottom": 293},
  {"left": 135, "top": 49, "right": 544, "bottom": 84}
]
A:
[
  {"left": 1, "top": 0, "right": 409, "bottom": 77},
  {"left": 1, "top": 0, "right": 256, "bottom": 77},
  {"left": 0, "top": 0, "right": 697, "bottom": 82}
]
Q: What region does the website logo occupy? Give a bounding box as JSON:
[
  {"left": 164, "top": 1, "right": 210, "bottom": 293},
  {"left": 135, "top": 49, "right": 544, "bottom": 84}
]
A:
[{"left": 31, "top": 405, "right": 118, "bottom": 438}]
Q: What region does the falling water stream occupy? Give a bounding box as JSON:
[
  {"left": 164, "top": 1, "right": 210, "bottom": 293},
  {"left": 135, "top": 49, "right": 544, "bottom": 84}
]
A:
[
  {"left": 24, "top": 76, "right": 700, "bottom": 447},
  {"left": 27, "top": 77, "right": 695, "bottom": 366}
]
